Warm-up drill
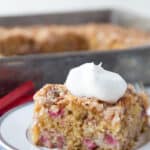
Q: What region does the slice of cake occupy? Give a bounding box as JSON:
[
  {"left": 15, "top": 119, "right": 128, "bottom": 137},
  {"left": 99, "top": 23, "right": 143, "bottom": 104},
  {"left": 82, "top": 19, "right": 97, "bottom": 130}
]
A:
[{"left": 31, "top": 63, "right": 149, "bottom": 150}]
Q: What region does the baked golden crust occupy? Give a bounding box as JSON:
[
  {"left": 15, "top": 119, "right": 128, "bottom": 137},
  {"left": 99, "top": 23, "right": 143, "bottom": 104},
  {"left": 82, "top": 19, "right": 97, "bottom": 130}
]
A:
[
  {"left": 0, "top": 23, "right": 150, "bottom": 56},
  {"left": 81, "top": 24, "right": 150, "bottom": 50},
  {"left": 31, "top": 84, "right": 149, "bottom": 150}
]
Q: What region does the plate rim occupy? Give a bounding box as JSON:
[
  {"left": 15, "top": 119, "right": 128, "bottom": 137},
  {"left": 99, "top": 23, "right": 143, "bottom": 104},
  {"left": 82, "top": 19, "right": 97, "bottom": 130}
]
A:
[{"left": 0, "top": 102, "right": 33, "bottom": 150}]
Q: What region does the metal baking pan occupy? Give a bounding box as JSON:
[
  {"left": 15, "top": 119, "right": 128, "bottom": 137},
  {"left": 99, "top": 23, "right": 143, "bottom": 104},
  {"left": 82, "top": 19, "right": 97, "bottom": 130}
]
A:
[
  {"left": 0, "top": 9, "right": 150, "bottom": 30},
  {"left": 0, "top": 9, "right": 150, "bottom": 96},
  {"left": 0, "top": 47, "right": 150, "bottom": 96},
  {"left": 0, "top": 9, "right": 149, "bottom": 56}
]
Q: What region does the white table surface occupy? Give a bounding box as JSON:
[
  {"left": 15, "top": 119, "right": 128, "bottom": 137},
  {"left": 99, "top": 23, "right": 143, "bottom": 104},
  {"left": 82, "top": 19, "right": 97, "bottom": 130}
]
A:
[{"left": 0, "top": 0, "right": 149, "bottom": 18}]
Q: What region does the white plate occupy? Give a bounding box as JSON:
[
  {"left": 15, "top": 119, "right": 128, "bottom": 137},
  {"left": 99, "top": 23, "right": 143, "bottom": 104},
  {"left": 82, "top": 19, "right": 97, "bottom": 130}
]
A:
[
  {"left": 0, "top": 103, "right": 33, "bottom": 150},
  {"left": 0, "top": 103, "right": 150, "bottom": 150}
]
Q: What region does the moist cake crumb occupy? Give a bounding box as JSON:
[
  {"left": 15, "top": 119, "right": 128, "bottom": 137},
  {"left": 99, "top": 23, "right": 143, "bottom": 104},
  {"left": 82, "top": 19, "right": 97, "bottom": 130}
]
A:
[{"left": 31, "top": 84, "right": 149, "bottom": 150}]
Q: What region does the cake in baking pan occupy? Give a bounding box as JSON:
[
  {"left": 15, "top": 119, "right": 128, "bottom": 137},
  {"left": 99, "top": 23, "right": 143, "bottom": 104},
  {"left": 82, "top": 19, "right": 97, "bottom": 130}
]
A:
[{"left": 0, "top": 24, "right": 150, "bottom": 56}]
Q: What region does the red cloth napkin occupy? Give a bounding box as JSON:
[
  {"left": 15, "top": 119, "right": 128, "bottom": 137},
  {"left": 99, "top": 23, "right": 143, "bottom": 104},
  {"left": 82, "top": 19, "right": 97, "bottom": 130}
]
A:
[{"left": 0, "top": 81, "right": 35, "bottom": 116}]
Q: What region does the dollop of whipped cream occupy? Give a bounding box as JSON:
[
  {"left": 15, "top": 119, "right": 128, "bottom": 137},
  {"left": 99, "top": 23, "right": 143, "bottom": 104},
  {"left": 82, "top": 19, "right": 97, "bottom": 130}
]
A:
[{"left": 65, "top": 62, "right": 127, "bottom": 103}]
